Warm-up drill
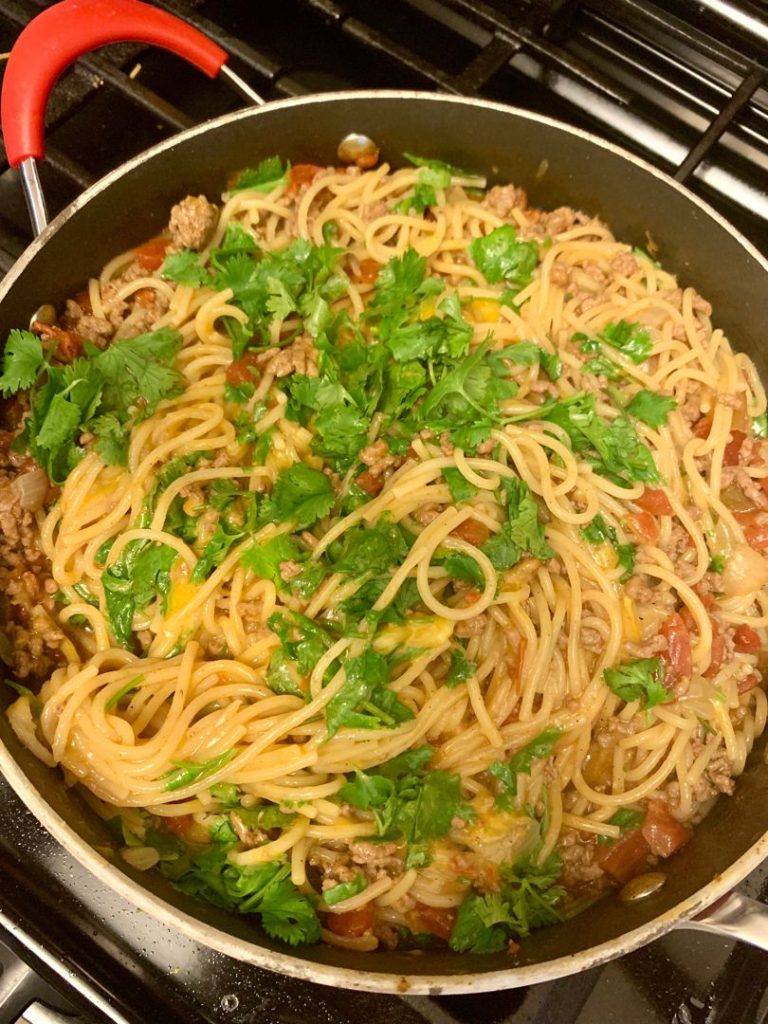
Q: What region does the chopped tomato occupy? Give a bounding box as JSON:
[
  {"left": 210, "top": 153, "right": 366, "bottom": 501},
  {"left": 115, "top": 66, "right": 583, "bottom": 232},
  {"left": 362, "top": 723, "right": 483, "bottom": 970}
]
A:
[
  {"left": 225, "top": 351, "right": 261, "bottom": 387},
  {"left": 734, "top": 624, "right": 762, "bottom": 654},
  {"left": 451, "top": 518, "right": 491, "bottom": 547},
  {"left": 461, "top": 588, "right": 483, "bottom": 605},
  {"left": 738, "top": 672, "right": 762, "bottom": 694},
  {"left": 626, "top": 511, "right": 659, "bottom": 544},
  {"left": 164, "top": 814, "right": 194, "bottom": 838},
  {"left": 635, "top": 487, "right": 674, "bottom": 516},
  {"left": 724, "top": 430, "right": 747, "bottom": 467},
  {"left": 410, "top": 903, "right": 457, "bottom": 942},
  {"left": 692, "top": 413, "right": 713, "bottom": 440},
  {"left": 641, "top": 800, "right": 690, "bottom": 858},
  {"left": 133, "top": 235, "right": 168, "bottom": 271},
  {"left": 325, "top": 903, "right": 375, "bottom": 937},
  {"left": 356, "top": 470, "right": 384, "bottom": 496},
  {"left": 659, "top": 612, "right": 692, "bottom": 684},
  {"left": 597, "top": 829, "right": 651, "bottom": 884},
  {"left": 743, "top": 518, "right": 768, "bottom": 551},
  {"left": 33, "top": 321, "right": 83, "bottom": 362},
  {"left": 286, "top": 164, "right": 323, "bottom": 195},
  {"left": 74, "top": 288, "right": 92, "bottom": 313},
  {"left": 353, "top": 258, "right": 381, "bottom": 284}
]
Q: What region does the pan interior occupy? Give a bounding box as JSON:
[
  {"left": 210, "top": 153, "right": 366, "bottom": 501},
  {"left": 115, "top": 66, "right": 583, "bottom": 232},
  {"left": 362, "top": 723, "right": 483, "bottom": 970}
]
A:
[{"left": 2, "top": 93, "right": 768, "bottom": 984}]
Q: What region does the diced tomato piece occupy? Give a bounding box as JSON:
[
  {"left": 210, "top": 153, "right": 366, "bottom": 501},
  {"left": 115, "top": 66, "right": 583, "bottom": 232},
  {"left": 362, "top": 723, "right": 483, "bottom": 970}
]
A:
[
  {"left": 286, "top": 164, "right": 323, "bottom": 195},
  {"left": 133, "top": 235, "right": 168, "bottom": 271},
  {"left": 33, "top": 321, "right": 83, "bottom": 362},
  {"left": 724, "top": 430, "right": 747, "bottom": 467},
  {"left": 225, "top": 351, "right": 261, "bottom": 387},
  {"left": 641, "top": 800, "right": 690, "bottom": 858},
  {"left": 734, "top": 624, "right": 762, "bottom": 654},
  {"left": 634, "top": 487, "right": 674, "bottom": 516},
  {"left": 164, "top": 814, "right": 194, "bottom": 838},
  {"left": 410, "top": 903, "right": 457, "bottom": 942},
  {"left": 626, "top": 511, "right": 659, "bottom": 544},
  {"left": 354, "top": 258, "right": 381, "bottom": 284},
  {"left": 744, "top": 518, "right": 768, "bottom": 551},
  {"left": 451, "top": 518, "right": 491, "bottom": 547},
  {"left": 325, "top": 902, "right": 375, "bottom": 937},
  {"left": 461, "top": 588, "right": 483, "bottom": 605},
  {"left": 134, "top": 287, "right": 156, "bottom": 307},
  {"left": 659, "top": 612, "right": 692, "bottom": 684},
  {"left": 356, "top": 470, "right": 384, "bottom": 497},
  {"left": 692, "top": 413, "right": 713, "bottom": 439},
  {"left": 738, "top": 672, "right": 762, "bottom": 694},
  {"left": 597, "top": 829, "right": 651, "bottom": 884}
]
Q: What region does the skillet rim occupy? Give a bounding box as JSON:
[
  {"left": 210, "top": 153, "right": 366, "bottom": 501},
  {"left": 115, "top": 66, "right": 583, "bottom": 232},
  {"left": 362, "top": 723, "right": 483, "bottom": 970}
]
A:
[{"left": 1, "top": 88, "right": 767, "bottom": 994}]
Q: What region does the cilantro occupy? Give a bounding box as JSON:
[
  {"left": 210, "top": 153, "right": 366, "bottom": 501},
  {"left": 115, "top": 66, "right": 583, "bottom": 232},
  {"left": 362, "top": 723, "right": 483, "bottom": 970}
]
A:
[
  {"left": 597, "top": 807, "right": 645, "bottom": 844},
  {"left": 604, "top": 656, "right": 670, "bottom": 710},
  {"left": 469, "top": 225, "right": 539, "bottom": 291},
  {"left": 538, "top": 348, "right": 562, "bottom": 381},
  {"left": 102, "top": 543, "right": 177, "bottom": 647},
  {"left": 311, "top": 406, "right": 368, "bottom": 468},
  {"left": 482, "top": 476, "right": 552, "bottom": 571},
  {"left": 241, "top": 534, "right": 302, "bottom": 586},
  {"left": 386, "top": 308, "right": 472, "bottom": 364},
  {"left": 192, "top": 485, "right": 263, "bottom": 583},
  {"left": 489, "top": 728, "right": 562, "bottom": 806},
  {"left": 633, "top": 246, "right": 660, "bottom": 267},
  {"left": 752, "top": 414, "right": 768, "bottom": 439},
  {"left": 0, "top": 329, "right": 45, "bottom": 394},
  {"left": 266, "top": 612, "right": 335, "bottom": 699},
  {"left": 443, "top": 467, "right": 477, "bottom": 503},
  {"left": 330, "top": 517, "right": 409, "bottom": 577},
  {"left": 161, "top": 749, "right": 236, "bottom": 791},
  {"left": 90, "top": 413, "right": 128, "bottom": 465},
  {"left": 534, "top": 392, "right": 661, "bottom": 487},
  {"left": 105, "top": 674, "right": 144, "bottom": 711},
  {"left": 709, "top": 553, "right": 725, "bottom": 573},
  {"left": 325, "top": 647, "right": 413, "bottom": 737},
  {"left": 600, "top": 320, "right": 652, "bottom": 364},
  {"left": 2, "top": 679, "right": 42, "bottom": 717},
  {"left": 270, "top": 463, "right": 335, "bottom": 529},
  {"left": 581, "top": 514, "right": 636, "bottom": 581},
  {"left": 582, "top": 354, "right": 624, "bottom": 381},
  {"left": 446, "top": 647, "right": 475, "bottom": 687},
  {"left": 323, "top": 872, "right": 368, "bottom": 906},
  {"left": 161, "top": 250, "right": 212, "bottom": 287},
  {"left": 626, "top": 389, "right": 677, "bottom": 428},
  {"left": 231, "top": 156, "right": 289, "bottom": 194},
  {"left": 156, "top": 841, "right": 320, "bottom": 945},
  {"left": 403, "top": 152, "right": 476, "bottom": 181},
  {"left": 449, "top": 855, "right": 564, "bottom": 953},
  {"left": 442, "top": 551, "right": 485, "bottom": 589}
]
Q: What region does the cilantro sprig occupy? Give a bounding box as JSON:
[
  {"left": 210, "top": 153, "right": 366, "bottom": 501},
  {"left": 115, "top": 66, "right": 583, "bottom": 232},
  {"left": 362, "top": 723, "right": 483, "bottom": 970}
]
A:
[{"left": 604, "top": 656, "right": 669, "bottom": 710}]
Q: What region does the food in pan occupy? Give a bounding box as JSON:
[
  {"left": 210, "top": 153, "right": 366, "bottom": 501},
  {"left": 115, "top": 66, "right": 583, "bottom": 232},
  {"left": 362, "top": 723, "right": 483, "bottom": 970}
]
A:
[{"left": 1, "top": 154, "right": 766, "bottom": 954}]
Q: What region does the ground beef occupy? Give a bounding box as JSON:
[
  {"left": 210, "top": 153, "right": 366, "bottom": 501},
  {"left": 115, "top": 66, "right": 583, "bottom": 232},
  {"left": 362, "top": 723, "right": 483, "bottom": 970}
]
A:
[
  {"left": 610, "top": 251, "right": 638, "bottom": 277},
  {"left": 359, "top": 440, "right": 402, "bottom": 478},
  {"left": 625, "top": 574, "right": 677, "bottom": 614},
  {"left": 256, "top": 334, "right": 318, "bottom": 378},
  {"left": 580, "top": 626, "right": 605, "bottom": 653},
  {"left": 279, "top": 560, "right": 302, "bottom": 582},
  {"left": 549, "top": 262, "right": 570, "bottom": 287},
  {"left": 544, "top": 207, "right": 577, "bottom": 235},
  {"left": 483, "top": 184, "right": 527, "bottom": 218},
  {"left": 168, "top": 194, "right": 218, "bottom": 251},
  {"left": 455, "top": 613, "right": 487, "bottom": 639},
  {"left": 412, "top": 504, "right": 441, "bottom": 526},
  {"left": 349, "top": 841, "right": 404, "bottom": 881},
  {"left": 558, "top": 829, "right": 605, "bottom": 887}
]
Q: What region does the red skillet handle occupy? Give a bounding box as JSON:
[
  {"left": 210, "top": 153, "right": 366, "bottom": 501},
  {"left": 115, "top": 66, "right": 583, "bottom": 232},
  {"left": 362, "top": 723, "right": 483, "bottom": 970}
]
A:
[{"left": 1, "top": 0, "right": 229, "bottom": 167}]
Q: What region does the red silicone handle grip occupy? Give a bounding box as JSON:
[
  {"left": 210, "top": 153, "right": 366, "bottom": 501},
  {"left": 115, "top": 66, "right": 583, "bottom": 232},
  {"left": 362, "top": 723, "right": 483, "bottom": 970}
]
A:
[{"left": 1, "top": 0, "right": 228, "bottom": 167}]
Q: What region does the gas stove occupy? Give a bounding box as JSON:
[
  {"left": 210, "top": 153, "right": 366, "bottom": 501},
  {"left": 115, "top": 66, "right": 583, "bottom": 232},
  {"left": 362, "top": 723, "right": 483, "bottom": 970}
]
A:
[{"left": 1, "top": 2, "right": 768, "bottom": 1022}]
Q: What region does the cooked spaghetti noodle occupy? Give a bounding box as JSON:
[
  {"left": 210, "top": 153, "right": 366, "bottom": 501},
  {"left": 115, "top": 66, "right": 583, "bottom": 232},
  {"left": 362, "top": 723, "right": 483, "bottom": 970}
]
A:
[{"left": 2, "top": 155, "right": 767, "bottom": 953}]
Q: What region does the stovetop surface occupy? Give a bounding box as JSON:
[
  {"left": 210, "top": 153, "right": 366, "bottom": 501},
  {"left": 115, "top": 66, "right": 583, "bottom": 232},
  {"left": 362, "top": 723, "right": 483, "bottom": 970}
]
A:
[{"left": 2, "top": 1, "right": 768, "bottom": 1022}]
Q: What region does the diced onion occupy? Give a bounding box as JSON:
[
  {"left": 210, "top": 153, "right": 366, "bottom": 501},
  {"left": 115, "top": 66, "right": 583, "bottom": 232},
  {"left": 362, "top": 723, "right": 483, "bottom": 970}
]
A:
[
  {"left": 13, "top": 468, "right": 48, "bottom": 511},
  {"left": 120, "top": 845, "right": 159, "bottom": 871},
  {"left": 721, "top": 543, "right": 768, "bottom": 596}
]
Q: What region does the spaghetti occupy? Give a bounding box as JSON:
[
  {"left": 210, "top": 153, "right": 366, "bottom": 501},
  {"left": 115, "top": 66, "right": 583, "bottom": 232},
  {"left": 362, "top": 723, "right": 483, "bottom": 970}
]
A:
[{"left": 2, "top": 154, "right": 767, "bottom": 954}]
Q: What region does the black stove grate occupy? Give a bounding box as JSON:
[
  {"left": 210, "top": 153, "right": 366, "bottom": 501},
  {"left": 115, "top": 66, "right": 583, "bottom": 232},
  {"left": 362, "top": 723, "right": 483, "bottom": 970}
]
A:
[
  {"left": 1, "top": 0, "right": 768, "bottom": 271},
  {"left": 1, "top": 2, "right": 768, "bottom": 1023}
]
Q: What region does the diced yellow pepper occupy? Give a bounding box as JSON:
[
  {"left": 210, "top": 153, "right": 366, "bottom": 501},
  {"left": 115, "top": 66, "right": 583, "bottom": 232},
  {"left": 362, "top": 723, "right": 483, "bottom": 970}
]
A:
[
  {"left": 168, "top": 578, "right": 199, "bottom": 616},
  {"left": 373, "top": 616, "right": 454, "bottom": 655},
  {"left": 471, "top": 299, "right": 501, "bottom": 323},
  {"left": 622, "top": 596, "right": 642, "bottom": 643},
  {"left": 593, "top": 542, "right": 618, "bottom": 571},
  {"left": 419, "top": 298, "right": 438, "bottom": 321}
]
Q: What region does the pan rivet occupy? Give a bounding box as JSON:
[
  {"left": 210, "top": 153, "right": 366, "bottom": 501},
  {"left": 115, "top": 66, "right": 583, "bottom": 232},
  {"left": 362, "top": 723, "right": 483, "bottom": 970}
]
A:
[
  {"left": 220, "top": 994, "right": 239, "bottom": 1012},
  {"left": 619, "top": 871, "right": 667, "bottom": 903},
  {"left": 338, "top": 133, "right": 380, "bottom": 169}
]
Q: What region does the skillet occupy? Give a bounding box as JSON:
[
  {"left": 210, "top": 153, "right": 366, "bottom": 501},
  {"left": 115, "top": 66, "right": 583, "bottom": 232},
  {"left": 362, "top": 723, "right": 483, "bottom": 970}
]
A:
[{"left": 1, "top": 0, "right": 768, "bottom": 994}]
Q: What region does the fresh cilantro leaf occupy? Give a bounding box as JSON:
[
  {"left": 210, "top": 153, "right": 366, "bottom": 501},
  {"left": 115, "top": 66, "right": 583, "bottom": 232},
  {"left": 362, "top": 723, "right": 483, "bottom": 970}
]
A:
[
  {"left": 105, "top": 674, "right": 144, "bottom": 711},
  {"left": 311, "top": 406, "right": 368, "bottom": 468},
  {"left": 330, "top": 517, "right": 409, "bottom": 577},
  {"left": 231, "top": 156, "right": 288, "bottom": 194},
  {"left": 325, "top": 647, "right": 391, "bottom": 738},
  {"left": 503, "top": 341, "right": 539, "bottom": 367},
  {"left": 482, "top": 477, "right": 552, "bottom": 571},
  {"left": 95, "top": 327, "right": 183, "bottom": 418},
  {"left": 403, "top": 152, "right": 475, "bottom": 181},
  {"left": 604, "top": 656, "right": 670, "bottom": 710},
  {"left": 102, "top": 543, "right": 176, "bottom": 647},
  {"left": 581, "top": 514, "right": 636, "bottom": 582},
  {"left": 241, "top": 534, "right": 302, "bottom": 585},
  {"left": 322, "top": 872, "right": 368, "bottom": 906},
  {"left": 597, "top": 807, "right": 645, "bottom": 844},
  {"left": 161, "top": 748, "right": 236, "bottom": 791},
  {"left": 539, "top": 348, "right": 562, "bottom": 382},
  {"left": 626, "top": 389, "right": 677, "bottom": 428},
  {"left": 469, "top": 225, "right": 539, "bottom": 291},
  {"left": 709, "top": 553, "right": 725, "bottom": 573},
  {"left": 601, "top": 320, "right": 652, "bottom": 364},
  {"left": 446, "top": 646, "right": 475, "bottom": 687},
  {"left": 489, "top": 728, "right": 562, "bottom": 805},
  {"left": 752, "top": 414, "right": 768, "bottom": 439},
  {"left": 161, "top": 249, "right": 212, "bottom": 287},
  {"left": 338, "top": 769, "right": 393, "bottom": 810},
  {"left": 270, "top": 463, "right": 334, "bottom": 529},
  {"left": 582, "top": 354, "right": 624, "bottom": 381},
  {"left": 442, "top": 550, "right": 485, "bottom": 589},
  {"left": 2, "top": 679, "right": 43, "bottom": 716},
  {"left": 91, "top": 413, "right": 128, "bottom": 465},
  {"left": 443, "top": 467, "right": 477, "bottom": 502},
  {"left": 386, "top": 311, "right": 472, "bottom": 364},
  {"left": 0, "top": 329, "right": 45, "bottom": 395},
  {"left": 266, "top": 611, "right": 335, "bottom": 699},
  {"left": 449, "top": 891, "right": 516, "bottom": 953}
]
